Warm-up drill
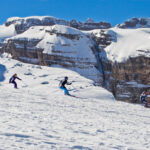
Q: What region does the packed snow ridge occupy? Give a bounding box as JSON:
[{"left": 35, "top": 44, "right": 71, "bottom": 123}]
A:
[
  {"left": 6, "top": 16, "right": 59, "bottom": 22},
  {"left": 105, "top": 28, "right": 150, "bottom": 62},
  {"left": 0, "top": 54, "right": 150, "bottom": 150}
]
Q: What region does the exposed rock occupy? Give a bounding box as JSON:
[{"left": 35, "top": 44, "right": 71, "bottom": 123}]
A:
[
  {"left": 5, "top": 16, "right": 111, "bottom": 34},
  {"left": 100, "top": 56, "right": 150, "bottom": 103},
  {"left": 117, "top": 18, "right": 149, "bottom": 28},
  {"left": 78, "top": 21, "right": 111, "bottom": 31},
  {"left": 5, "top": 16, "right": 70, "bottom": 34},
  {"left": 91, "top": 29, "right": 114, "bottom": 48},
  {"left": 69, "top": 20, "right": 79, "bottom": 29}
]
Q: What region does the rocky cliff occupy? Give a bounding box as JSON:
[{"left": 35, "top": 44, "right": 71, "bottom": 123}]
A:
[
  {"left": 90, "top": 25, "right": 150, "bottom": 103},
  {"left": 1, "top": 25, "right": 104, "bottom": 85},
  {"left": 111, "top": 56, "right": 150, "bottom": 102}
]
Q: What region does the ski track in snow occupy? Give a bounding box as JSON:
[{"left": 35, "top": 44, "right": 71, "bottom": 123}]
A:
[{"left": 0, "top": 56, "right": 150, "bottom": 150}]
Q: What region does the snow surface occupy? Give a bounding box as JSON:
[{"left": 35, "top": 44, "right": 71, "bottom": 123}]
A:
[
  {"left": 0, "top": 24, "right": 16, "bottom": 41},
  {"left": 87, "top": 27, "right": 150, "bottom": 63},
  {"left": 105, "top": 28, "right": 150, "bottom": 62},
  {"left": 0, "top": 54, "right": 150, "bottom": 150},
  {"left": 6, "top": 16, "right": 60, "bottom": 23}
]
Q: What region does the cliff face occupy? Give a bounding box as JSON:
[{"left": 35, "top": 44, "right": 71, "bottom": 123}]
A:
[
  {"left": 89, "top": 26, "right": 150, "bottom": 102},
  {"left": 110, "top": 57, "right": 150, "bottom": 102},
  {"left": 1, "top": 16, "right": 150, "bottom": 103},
  {"left": 2, "top": 25, "right": 104, "bottom": 85}
]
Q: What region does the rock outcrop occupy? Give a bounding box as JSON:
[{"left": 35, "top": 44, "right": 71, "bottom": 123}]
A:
[
  {"left": 117, "top": 18, "right": 150, "bottom": 28},
  {"left": 108, "top": 57, "right": 150, "bottom": 102},
  {"left": 5, "top": 16, "right": 111, "bottom": 34}
]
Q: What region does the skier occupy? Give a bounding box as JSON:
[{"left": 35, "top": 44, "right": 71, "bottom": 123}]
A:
[
  {"left": 140, "top": 91, "right": 148, "bottom": 107},
  {"left": 59, "top": 76, "right": 72, "bottom": 95},
  {"left": 9, "top": 73, "right": 22, "bottom": 89}
]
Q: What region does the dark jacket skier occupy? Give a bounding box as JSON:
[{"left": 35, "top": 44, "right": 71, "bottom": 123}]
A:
[
  {"left": 140, "top": 91, "right": 148, "bottom": 107},
  {"left": 9, "top": 74, "right": 21, "bottom": 88},
  {"left": 59, "top": 76, "right": 71, "bottom": 95}
]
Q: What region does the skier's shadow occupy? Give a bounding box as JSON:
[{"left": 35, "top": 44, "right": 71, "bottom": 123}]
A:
[{"left": 0, "top": 64, "right": 6, "bottom": 82}]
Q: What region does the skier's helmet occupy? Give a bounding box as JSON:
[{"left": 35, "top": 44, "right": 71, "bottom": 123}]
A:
[
  {"left": 14, "top": 73, "right": 17, "bottom": 77},
  {"left": 65, "top": 76, "right": 68, "bottom": 80}
]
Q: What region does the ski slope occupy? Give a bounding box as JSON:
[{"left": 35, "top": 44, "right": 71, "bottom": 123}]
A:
[{"left": 0, "top": 55, "right": 150, "bottom": 150}]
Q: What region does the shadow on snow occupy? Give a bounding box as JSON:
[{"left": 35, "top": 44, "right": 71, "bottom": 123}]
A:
[{"left": 0, "top": 64, "right": 6, "bottom": 82}]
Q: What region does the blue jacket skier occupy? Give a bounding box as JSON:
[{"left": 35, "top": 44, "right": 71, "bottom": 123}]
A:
[
  {"left": 140, "top": 91, "right": 148, "bottom": 107},
  {"left": 59, "top": 76, "right": 72, "bottom": 95},
  {"left": 9, "top": 74, "right": 22, "bottom": 88}
]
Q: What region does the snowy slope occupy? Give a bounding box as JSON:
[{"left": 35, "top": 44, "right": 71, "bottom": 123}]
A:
[
  {"left": 0, "top": 54, "right": 150, "bottom": 150},
  {"left": 87, "top": 27, "right": 150, "bottom": 63},
  {"left": 0, "top": 24, "right": 16, "bottom": 44},
  {"left": 104, "top": 28, "right": 150, "bottom": 62}
]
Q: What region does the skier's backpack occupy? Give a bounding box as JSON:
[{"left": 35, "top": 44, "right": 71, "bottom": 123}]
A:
[
  {"left": 9, "top": 77, "right": 13, "bottom": 83},
  {"left": 59, "top": 80, "right": 63, "bottom": 87}
]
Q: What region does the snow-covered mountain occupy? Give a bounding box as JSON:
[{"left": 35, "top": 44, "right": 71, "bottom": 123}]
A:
[
  {"left": 93, "top": 27, "right": 150, "bottom": 62},
  {"left": 1, "top": 16, "right": 150, "bottom": 103},
  {"left": 0, "top": 54, "right": 150, "bottom": 150},
  {"left": 87, "top": 24, "right": 150, "bottom": 102},
  {"left": 2, "top": 24, "right": 104, "bottom": 85}
]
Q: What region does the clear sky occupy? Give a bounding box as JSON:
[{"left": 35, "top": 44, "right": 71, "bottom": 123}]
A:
[{"left": 0, "top": 0, "right": 150, "bottom": 26}]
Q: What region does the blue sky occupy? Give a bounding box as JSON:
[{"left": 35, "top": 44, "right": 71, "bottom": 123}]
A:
[{"left": 0, "top": 0, "right": 150, "bottom": 26}]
